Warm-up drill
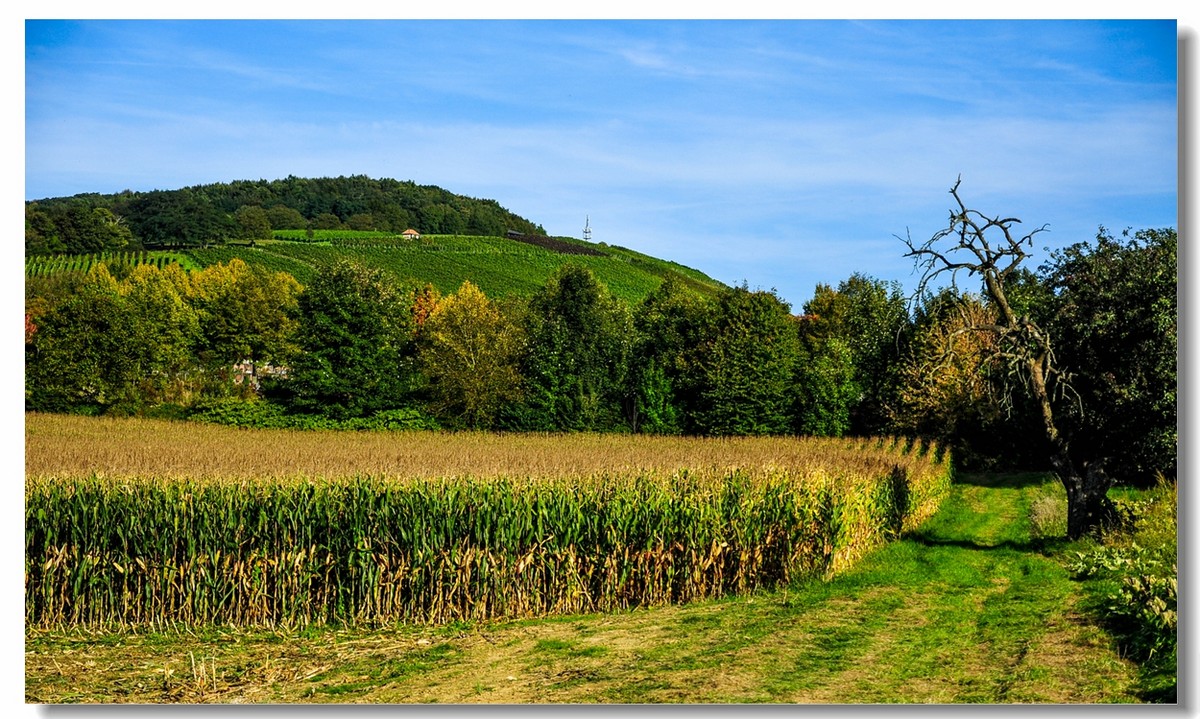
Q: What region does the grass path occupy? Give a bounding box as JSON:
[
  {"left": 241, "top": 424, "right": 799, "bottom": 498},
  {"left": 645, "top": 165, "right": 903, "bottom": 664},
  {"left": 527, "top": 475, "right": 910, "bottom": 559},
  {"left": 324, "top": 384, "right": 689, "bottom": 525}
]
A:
[{"left": 24, "top": 473, "right": 1140, "bottom": 704}]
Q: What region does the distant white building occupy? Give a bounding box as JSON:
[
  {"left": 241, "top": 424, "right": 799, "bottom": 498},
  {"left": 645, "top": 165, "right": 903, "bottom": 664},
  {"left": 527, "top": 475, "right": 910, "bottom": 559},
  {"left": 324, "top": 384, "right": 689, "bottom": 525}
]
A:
[{"left": 401, "top": 228, "right": 421, "bottom": 240}]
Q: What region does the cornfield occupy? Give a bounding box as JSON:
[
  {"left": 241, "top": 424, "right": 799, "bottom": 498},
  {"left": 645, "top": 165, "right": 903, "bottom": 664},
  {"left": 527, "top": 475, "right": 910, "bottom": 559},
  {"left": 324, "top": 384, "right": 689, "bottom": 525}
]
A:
[{"left": 25, "top": 414, "right": 951, "bottom": 630}]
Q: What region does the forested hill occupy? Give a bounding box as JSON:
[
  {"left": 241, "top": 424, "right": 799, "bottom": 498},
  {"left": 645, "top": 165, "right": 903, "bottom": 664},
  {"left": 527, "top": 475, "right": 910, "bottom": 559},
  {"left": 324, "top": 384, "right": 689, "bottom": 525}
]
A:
[{"left": 25, "top": 175, "right": 547, "bottom": 253}]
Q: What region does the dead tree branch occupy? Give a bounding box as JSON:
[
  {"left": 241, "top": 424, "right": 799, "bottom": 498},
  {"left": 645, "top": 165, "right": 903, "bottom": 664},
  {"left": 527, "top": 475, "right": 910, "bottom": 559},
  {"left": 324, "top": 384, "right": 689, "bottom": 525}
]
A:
[{"left": 900, "top": 177, "right": 1111, "bottom": 538}]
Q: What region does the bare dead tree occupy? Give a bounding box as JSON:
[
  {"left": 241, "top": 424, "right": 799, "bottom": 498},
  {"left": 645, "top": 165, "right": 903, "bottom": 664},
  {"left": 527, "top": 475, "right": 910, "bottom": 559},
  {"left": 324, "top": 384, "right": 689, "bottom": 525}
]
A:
[{"left": 901, "top": 177, "right": 1115, "bottom": 539}]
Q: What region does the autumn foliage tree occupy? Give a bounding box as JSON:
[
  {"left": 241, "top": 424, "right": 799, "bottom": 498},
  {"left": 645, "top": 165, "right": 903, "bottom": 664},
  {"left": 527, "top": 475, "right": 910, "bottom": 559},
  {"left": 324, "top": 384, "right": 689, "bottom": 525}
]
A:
[
  {"left": 889, "top": 291, "right": 1010, "bottom": 466},
  {"left": 419, "top": 280, "right": 525, "bottom": 428},
  {"left": 119, "top": 263, "right": 202, "bottom": 406}
]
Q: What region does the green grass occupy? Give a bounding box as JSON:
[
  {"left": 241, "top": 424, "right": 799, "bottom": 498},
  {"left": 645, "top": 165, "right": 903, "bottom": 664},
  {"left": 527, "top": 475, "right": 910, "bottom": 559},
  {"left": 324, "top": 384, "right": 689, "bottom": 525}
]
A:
[
  {"left": 1067, "top": 479, "right": 1177, "bottom": 702},
  {"left": 272, "top": 229, "right": 401, "bottom": 242},
  {"left": 308, "top": 645, "right": 459, "bottom": 699},
  {"left": 26, "top": 473, "right": 1161, "bottom": 704}
]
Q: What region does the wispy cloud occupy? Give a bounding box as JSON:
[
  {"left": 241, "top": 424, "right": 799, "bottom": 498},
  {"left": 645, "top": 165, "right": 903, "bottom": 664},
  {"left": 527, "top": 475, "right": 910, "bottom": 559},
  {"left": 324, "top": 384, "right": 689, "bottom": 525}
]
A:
[{"left": 171, "top": 48, "right": 337, "bottom": 95}]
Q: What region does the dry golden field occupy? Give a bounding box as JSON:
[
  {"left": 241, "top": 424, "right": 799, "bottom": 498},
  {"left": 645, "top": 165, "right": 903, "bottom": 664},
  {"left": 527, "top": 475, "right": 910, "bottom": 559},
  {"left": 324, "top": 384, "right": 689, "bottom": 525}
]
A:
[{"left": 25, "top": 412, "right": 935, "bottom": 483}]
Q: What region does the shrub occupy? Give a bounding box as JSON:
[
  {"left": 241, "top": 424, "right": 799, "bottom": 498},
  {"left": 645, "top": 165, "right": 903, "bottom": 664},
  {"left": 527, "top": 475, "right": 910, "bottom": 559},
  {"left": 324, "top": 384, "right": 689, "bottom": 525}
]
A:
[
  {"left": 189, "top": 398, "right": 439, "bottom": 432},
  {"left": 1068, "top": 479, "right": 1176, "bottom": 701},
  {"left": 341, "top": 408, "right": 441, "bottom": 432}
]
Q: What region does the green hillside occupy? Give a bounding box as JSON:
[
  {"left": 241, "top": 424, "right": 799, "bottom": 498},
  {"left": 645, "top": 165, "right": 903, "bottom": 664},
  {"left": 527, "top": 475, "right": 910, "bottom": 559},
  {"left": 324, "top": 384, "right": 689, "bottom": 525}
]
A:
[
  {"left": 191, "top": 233, "right": 724, "bottom": 302},
  {"left": 26, "top": 232, "right": 726, "bottom": 303},
  {"left": 26, "top": 175, "right": 547, "bottom": 254}
]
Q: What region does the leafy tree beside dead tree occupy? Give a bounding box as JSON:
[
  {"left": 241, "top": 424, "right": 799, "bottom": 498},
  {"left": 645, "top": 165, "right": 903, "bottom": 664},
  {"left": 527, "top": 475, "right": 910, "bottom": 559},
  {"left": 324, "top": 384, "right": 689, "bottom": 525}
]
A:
[{"left": 901, "top": 177, "right": 1119, "bottom": 539}]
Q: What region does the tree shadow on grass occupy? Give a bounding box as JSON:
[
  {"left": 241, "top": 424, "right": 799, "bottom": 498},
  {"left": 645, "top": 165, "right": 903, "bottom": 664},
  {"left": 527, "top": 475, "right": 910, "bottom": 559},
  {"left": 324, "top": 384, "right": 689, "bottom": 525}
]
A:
[
  {"left": 904, "top": 532, "right": 1070, "bottom": 554},
  {"left": 952, "top": 471, "right": 1057, "bottom": 490}
]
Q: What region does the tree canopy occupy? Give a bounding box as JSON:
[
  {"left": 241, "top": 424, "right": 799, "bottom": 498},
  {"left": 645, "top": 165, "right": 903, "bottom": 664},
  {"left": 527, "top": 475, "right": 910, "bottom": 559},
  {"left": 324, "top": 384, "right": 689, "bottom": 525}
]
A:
[
  {"left": 285, "top": 261, "right": 417, "bottom": 419},
  {"left": 1044, "top": 227, "right": 1177, "bottom": 484},
  {"left": 26, "top": 175, "right": 546, "bottom": 253}
]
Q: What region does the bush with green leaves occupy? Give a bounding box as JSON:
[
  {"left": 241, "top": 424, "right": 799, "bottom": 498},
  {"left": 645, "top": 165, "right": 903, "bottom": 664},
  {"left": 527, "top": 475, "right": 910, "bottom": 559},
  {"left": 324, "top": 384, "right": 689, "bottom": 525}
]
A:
[
  {"left": 1068, "top": 480, "right": 1176, "bottom": 700},
  {"left": 190, "top": 398, "right": 439, "bottom": 432}
]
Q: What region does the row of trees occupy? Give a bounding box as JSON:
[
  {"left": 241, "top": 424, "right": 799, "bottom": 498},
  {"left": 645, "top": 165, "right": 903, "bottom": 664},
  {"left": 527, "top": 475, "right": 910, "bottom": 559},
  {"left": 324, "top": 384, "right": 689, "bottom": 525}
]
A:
[
  {"left": 23, "top": 256, "right": 895, "bottom": 435},
  {"left": 25, "top": 221, "right": 1176, "bottom": 532},
  {"left": 25, "top": 175, "right": 546, "bottom": 254},
  {"left": 262, "top": 264, "right": 912, "bottom": 440}
]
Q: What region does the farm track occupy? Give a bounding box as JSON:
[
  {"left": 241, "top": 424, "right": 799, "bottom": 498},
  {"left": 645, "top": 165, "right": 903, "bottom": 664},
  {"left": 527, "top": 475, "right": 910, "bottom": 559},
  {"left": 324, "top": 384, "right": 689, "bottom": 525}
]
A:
[{"left": 24, "top": 473, "right": 1140, "bottom": 704}]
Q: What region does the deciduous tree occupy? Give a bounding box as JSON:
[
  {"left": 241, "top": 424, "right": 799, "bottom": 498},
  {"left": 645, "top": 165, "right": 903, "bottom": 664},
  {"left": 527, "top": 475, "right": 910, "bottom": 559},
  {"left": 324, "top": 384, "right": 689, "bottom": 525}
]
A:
[
  {"left": 188, "top": 259, "right": 301, "bottom": 383},
  {"left": 25, "top": 202, "right": 133, "bottom": 255},
  {"left": 26, "top": 265, "right": 136, "bottom": 412},
  {"left": 693, "top": 285, "right": 799, "bottom": 436},
  {"left": 418, "top": 281, "right": 524, "bottom": 428},
  {"left": 890, "top": 291, "right": 1010, "bottom": 465},
  {"left": 792, "top": 335, "right": 859, "bottom": 437},
  {"left": 800, "top": 274, "right": 910, "bottom": 434},
  {"left": 266, "top": 205, "right": 307, "bottom": 230},
  {"left": 519, "top": 265, "right": 632, "bottom": 431},
  {"left": 119, "top": 263, "right": 202, "bottom": 405},
  {"left": 1044, "top": 227, "right": 1177, "bottom": 484},
  {"left": 628, "top": 275, "right": 710, "bottom": 434},
  {"left": 126, "top": 189, "right": 231, "bottom": 248},
  {"left": 287, "top": 261, "right": 415, "bottom": 419},
  {"left": 311, "top": 212, "right": 342, "bottom": 230},
  {"left": 346, "top": 213, "right": 377, "bottom": 231},
  {"left": 234, "top": 205, "right": 273, "bottom": 241}
]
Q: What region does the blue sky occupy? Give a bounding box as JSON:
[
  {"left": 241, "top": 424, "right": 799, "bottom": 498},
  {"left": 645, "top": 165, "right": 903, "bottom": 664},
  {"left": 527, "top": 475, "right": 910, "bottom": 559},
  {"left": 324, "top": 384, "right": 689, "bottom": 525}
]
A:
[{"left": 23, "top": 19, "right": 1179, "bottom": 311}]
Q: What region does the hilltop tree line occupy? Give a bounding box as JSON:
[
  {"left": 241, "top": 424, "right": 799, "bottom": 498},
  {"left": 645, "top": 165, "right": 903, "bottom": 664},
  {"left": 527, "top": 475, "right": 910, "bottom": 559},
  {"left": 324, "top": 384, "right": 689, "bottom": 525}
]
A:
[
  {"left": 24, "top": 225, "right": 1175, "bottom": 488},
  {"left": 24, "top": 175, "right": 546, "bottom": 254}
]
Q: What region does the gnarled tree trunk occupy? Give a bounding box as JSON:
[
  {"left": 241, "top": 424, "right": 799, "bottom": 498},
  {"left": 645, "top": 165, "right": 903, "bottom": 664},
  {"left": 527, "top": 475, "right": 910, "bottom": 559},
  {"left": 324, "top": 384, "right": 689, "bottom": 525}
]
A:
[
  {"left": 1029, "top": 348, "right": 1116, "bottom": 539},
  {"left": 1051, "top": 448, "right": 1117, "bottom": 540}
]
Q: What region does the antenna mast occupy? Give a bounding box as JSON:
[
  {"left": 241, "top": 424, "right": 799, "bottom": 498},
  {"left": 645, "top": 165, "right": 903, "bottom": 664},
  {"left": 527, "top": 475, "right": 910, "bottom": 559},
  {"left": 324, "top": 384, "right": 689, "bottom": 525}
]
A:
[{"left": 583, "top": 215, "right": 592, "bottom": 242}]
